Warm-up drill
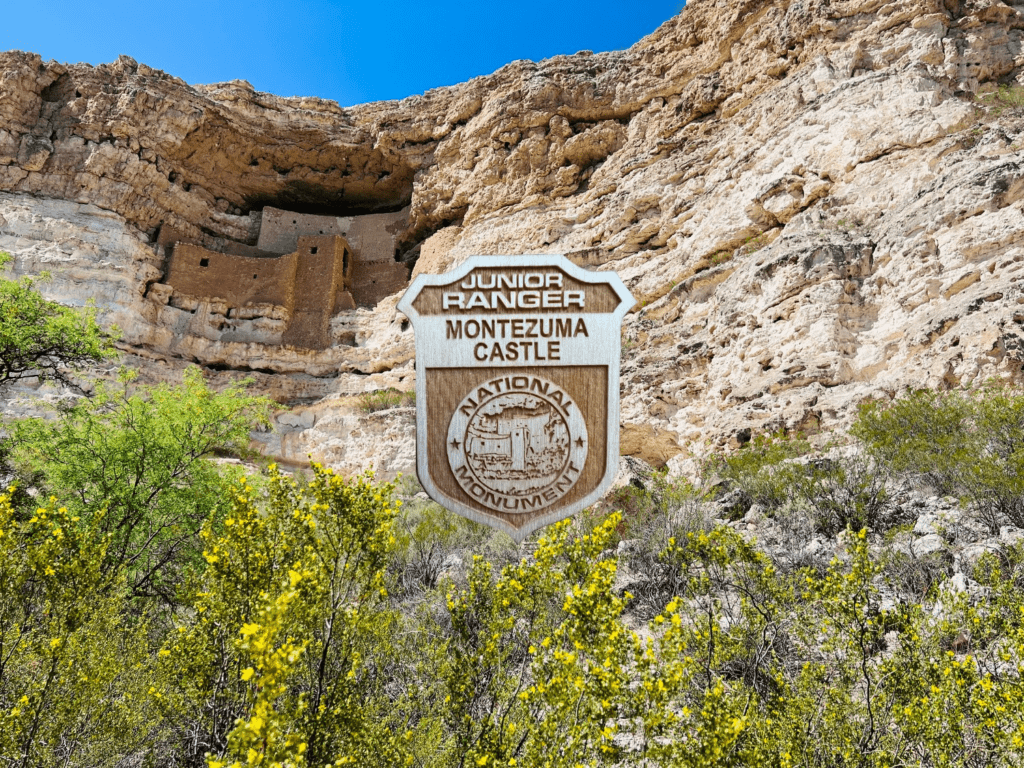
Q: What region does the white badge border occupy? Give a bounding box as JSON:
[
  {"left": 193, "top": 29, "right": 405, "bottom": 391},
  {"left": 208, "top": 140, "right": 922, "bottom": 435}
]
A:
[{"left": 397, "top": 254, "right": 636, "bottom": 542}]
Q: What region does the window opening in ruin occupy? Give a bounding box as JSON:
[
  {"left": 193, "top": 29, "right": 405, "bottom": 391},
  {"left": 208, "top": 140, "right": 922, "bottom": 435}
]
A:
[
  {"left": 311, "top": 247, "right": 318, "bottom": 254},
  {"left": 200, "top": 258, "right": 209, "bottom": 267}
]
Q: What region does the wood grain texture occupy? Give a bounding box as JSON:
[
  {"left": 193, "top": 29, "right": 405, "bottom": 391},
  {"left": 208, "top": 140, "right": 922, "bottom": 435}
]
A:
[
  {"left": 397, "top": 254, "right": 635, "bottom": 541},
  {"left": 425, "top": 366, "right": 608, "bottom": 531},
  {"left": 411, "top": 266, "right": 622, "bottom": 315}
]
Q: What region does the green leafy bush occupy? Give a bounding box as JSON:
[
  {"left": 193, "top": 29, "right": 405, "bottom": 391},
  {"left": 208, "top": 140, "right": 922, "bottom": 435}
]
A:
[
  {"left": 711, "top": 432, "right": 897, "bottom": 535},
  {"left": 389, "top": 497, "right": 501, "bottom": 595},
  {"left": 401, "top": 515, "right": 631, "bottom": 767},
  {"left": 8, "top": 368, "right": 272, "bottom": 606},
  {"left": 710, "top": 431, "right": 810, "bottom": 513},
  {"left": 787, "top": 450, "right": 893, "bottom": 536},
  {"left": 853, "top": 385, "right": 1024, "bottom": 531},
  {"left": 0, "top": 252, "right": 117, "bottom": 389}
]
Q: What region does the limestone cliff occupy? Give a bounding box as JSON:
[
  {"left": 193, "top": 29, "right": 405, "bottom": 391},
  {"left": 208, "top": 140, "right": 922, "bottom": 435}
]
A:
[{"left": 1, "top": 0, "right": 1024, "bottom": 475}]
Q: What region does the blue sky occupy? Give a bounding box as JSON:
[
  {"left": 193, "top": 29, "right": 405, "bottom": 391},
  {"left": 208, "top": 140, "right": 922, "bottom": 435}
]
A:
[{"left": 1, "top": 1, "right": 683, "bottom": 106}]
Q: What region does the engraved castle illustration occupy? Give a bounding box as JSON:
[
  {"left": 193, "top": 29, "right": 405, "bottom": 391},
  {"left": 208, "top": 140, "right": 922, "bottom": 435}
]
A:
[{"left": 466, "top": 395, "right": 570, "bottom": 493}]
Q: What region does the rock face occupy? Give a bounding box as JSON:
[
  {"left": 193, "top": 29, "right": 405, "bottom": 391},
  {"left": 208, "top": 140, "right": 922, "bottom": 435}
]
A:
[{"left": 2, "top": 0, "right": 1024, "bottom": 475}]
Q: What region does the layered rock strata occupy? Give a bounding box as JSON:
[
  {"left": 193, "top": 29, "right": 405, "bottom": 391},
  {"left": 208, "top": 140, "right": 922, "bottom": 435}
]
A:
[{"left": 1, "top": 0, "right": 1024, "bottom": 474}]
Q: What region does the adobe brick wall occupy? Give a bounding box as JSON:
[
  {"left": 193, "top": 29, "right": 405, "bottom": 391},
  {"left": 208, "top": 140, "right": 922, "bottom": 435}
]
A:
[
  {"left": 257, "top": 206, "right": 409, "bottom": 263},
  {"left": 349, "top": 262, "right": 409, "bottom": 308},
  {"left": 162, "top": 206, "right": 410, "bottom": 347},
  {"left": 167, "top": 244, "right": 297, "bottom": 309},
  {"left": 282, "top": 235, "right": 348, "bottom": 349},
  {"left": 292, "top": 235, "right": 348, "bottom": 312}
]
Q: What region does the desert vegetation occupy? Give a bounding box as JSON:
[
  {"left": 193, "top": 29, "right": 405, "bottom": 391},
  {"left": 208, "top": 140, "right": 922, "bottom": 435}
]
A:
[
  {"left": 1, "top": 254, "right": 1023, "bottom": 767},
  {"left": 357, "top": 387, "right": 416, "bottom": 413}
]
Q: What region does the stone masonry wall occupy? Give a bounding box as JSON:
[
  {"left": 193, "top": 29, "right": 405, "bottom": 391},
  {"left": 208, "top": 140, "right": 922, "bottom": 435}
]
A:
[
  {"left": 257, "top": 206, "right": 410, "bottom": 262},
  {"left": 167, "top": 244, "right": 297, "bottom": 309},
  {"left": 282, "top": 235, "right": 349, "bottom": 349},
  {"left": 166, "top": 235, "right": 352, "bottom": 350}
]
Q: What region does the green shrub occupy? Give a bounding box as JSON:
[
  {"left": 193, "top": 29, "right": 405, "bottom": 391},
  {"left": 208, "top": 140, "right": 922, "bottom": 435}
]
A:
[
  {"left": 607, "top": 469, "right": 701, "bottom": 536},
  {"left": 610, "top": 472, "right": 715, "bottom": 619},
  {"left": 390, "top": 498, "right": 500, "bottom": 595},
  {"left": 709, "top": 431, "right": 898, "bottom": 536},
  {"left": 8, "top": 367, "right": 272, "bottom": 607},
  {"left": 788, "top": 450, "right": 893, "bottom": 536},
  {"left": 853, "top": 385, "right": 1024, "bottom": 532},
  {"left": 709, "top": 431, "right": 810, "bottom": 512},
  {"left": 977, "top": 83, "right": 1024, "bottom": 116}
]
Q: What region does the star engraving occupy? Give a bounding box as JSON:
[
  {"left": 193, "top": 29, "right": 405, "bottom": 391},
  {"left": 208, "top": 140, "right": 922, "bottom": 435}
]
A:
[
  {"left": 575, "top": 436, "right": 585, "bottom": 448},
  {"left": 450, "top": 437, "right": 461, "bottom": 450}
]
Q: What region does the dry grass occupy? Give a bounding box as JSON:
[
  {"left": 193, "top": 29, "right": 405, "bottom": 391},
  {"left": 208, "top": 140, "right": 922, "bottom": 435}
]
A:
[{"left": 358, "top": 387, "right": 415, "bottom": 413}]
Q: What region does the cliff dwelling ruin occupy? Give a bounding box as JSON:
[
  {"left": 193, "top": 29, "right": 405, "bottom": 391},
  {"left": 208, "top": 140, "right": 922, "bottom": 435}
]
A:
[{"left": 152, "top": 207, "right": 410, "bottom": 350}]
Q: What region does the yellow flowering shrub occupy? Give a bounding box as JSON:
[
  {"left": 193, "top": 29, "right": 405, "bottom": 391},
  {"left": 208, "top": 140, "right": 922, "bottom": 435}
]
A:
[
  {"left": 1, "top": 378, "right": 1024, "bottom": 766},
  {"left": 0, "top": 492, "right": 154, "bottom": 768},
  {"left": 394, "top": 514, "right": 631, "bottom": 768},
  {"left": 152, "top": 464, "right": 406, "bottom": 768}
]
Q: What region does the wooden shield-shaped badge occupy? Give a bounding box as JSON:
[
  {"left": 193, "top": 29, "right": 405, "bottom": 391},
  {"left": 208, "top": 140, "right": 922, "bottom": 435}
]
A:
[{"left": 397, "top": 255, "right": 635, "bottom": 541}]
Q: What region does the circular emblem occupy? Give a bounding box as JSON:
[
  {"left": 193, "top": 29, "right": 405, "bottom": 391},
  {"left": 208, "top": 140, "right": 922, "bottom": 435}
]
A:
[{"left": 447, "top": 374, "right": 588, "bottom": 514}]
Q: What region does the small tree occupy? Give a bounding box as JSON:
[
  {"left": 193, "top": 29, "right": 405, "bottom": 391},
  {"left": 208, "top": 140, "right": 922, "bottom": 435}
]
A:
[
  {"left": 0, "top": 252, "right": 116, "bottom": 389},
  {"left": 8, "top": 368, "right": 272, "bottom": 606}
]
